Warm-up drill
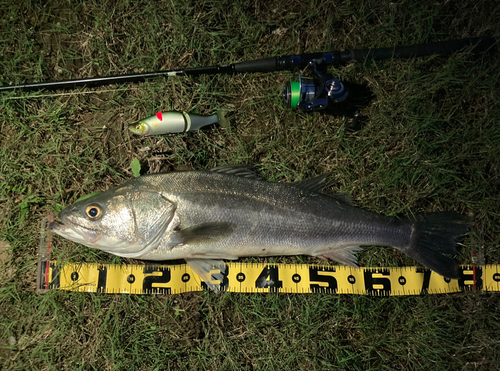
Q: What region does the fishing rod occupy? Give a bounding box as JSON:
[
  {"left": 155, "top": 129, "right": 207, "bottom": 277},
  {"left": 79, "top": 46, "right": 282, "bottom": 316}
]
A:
[{"left": 0, "top": 37, "right": 495, "bottom": 111}]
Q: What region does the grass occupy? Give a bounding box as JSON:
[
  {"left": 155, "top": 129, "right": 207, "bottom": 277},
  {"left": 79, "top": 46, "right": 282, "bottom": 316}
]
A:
[{"left": 1, "top": 0, "right": 500, "bottom": 369}]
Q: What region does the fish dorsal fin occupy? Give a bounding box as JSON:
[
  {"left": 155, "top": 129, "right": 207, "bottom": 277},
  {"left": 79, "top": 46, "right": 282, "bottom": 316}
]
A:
[
  {"left": 293, "top": 174, "right": 354, "bottom": 205},
  {"left": 176, "top": 222, "right": 236, "bottom": 245},
  {"left": 321, "top": 191, "right": 354, "bottom": 205},
  {"left": 209, "top": 165, "right": 261, "bottom": 180},
  {"left": 185, "top": 259, "right": 227, "bottom": 292},
  {"left": 293, "top": 174, "right": 330, "bottom": 193}
]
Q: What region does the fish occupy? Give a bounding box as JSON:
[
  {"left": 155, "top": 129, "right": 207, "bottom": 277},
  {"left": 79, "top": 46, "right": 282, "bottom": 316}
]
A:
[
  {"left": 128, "top": 110, "right": 229, "bottom": 136},
  {"left": 49, "top": 165, "right": 470, "bottom": 290}
]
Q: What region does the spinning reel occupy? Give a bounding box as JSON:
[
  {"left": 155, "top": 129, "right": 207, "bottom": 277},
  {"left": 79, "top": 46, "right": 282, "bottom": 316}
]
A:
[{"left": 282, "top": 62, "right": 348, "bottom": 111}]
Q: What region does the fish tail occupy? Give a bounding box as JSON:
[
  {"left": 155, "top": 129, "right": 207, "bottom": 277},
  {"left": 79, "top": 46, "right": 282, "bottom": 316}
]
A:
[
  {"left": 402, "top": 212, "right": 471, "bottom": 279},
  {"left": 216, "top": 109, "right": 230, "bottom": 128}
]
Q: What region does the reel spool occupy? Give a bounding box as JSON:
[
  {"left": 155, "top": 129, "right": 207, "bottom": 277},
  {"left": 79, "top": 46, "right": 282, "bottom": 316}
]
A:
[{"left": 282, "top": 63, "right": 348, "bottom": 111}]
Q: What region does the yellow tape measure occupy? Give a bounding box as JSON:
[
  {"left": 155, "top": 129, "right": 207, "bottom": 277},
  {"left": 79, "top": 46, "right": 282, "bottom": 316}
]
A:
[
  {"left": 38, "top": 215, "right": 497, "bottom": 296},
  {"left": 37, "top": 260, "right": 500, "bottom": 296}
]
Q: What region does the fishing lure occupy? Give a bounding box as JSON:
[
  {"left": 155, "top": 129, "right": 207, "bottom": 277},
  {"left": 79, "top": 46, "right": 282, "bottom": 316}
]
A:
[{"left": 128, "top": 110, "right": 229, "bottom": 136}]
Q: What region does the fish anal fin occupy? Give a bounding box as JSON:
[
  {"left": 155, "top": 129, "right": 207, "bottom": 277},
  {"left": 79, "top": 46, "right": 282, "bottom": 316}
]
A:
[
  {"left": 316, "top": 245, "right": 363, "bottom": 267},
  {"left": 176, "top": 222, "right": 235, "bottom": 245},
  {"left": 186, "top": 259, "right": 226, "bottom": 292}
]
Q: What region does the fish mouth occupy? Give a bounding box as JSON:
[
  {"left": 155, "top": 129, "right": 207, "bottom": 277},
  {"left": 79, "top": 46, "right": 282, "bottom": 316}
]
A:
[
  {"left": 49, "top": 219, "right": 72, "bottom": 235},
  {"left": 48, "top": 220, "right": 64, "bottom": 233},
  {"left": 49, "top": 218, "right": 149, "bottom": 257},
  {"left": 49, "top": 219, "right": 102, "bottom": 244}
]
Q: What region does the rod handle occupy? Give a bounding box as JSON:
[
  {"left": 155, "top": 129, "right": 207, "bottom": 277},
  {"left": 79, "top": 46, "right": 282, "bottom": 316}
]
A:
[{"left": 233, "top": 57, "right": 278, "bottom": 73}]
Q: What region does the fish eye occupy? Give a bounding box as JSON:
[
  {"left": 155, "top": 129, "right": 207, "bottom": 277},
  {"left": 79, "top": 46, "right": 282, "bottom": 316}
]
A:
[
  {"left": 136, "top": 125, "right": 141, "bottom": 130},
  {"left": 86, "top": 205, "right": 102, "bottom": 219}
]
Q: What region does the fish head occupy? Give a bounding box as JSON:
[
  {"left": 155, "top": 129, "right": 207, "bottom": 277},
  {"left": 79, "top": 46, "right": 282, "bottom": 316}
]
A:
[
  {"left": 128, "top": 120, "right": 151, "bottom": 136},
  {"left": 49, "top": 183, "right": 176, "bottom": 257}
]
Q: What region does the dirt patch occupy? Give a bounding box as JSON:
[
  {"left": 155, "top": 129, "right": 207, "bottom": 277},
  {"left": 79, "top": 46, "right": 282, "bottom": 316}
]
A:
[
  {"left": 0, "top": 241, "right": 14, "bottom": 281},
  {"left": 166, "top": 293, "right": 205, "bottom": 344}
]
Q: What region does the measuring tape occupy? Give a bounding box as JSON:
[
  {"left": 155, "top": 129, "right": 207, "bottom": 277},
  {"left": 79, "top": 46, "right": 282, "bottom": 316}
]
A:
[
  {"left": 38, "top": 215, "right": 498, "bottom": 296},
  {"left": 36, "top": 260, "right": 500, "bottom": 296}
]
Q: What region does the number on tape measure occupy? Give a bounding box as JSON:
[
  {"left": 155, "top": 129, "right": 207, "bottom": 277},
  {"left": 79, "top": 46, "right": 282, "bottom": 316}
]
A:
[
  {"left": 364, "top": 269, "right": 391, "bottom": 295},
  {"left": 255, "top": 265, "right": 283, "bottom": 291},
  {"left": 309, "top": 266, "right": 338, "bottom": 293},
  {"left": 143, "top": 266, "right": 171, "bottom": 294},
  {"left": 459, "top": 266, "right": 482, "bottom": 291},
  {"left": 97, "top": 265, "right": 107, "bottom": 293},
  {"left": 416, "top": 268, "right": 431, "bottom": 294}
]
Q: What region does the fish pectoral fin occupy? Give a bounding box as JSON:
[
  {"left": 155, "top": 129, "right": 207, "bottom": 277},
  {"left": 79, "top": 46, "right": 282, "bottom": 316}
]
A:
[
  {"left": 316, "top": 245, "right": 363, "bottom": 267},
  {"left": 186, "top": 259, "right": 226, "bottom": 292},
  {"left": 176, "top": 222, "right": 235, "bottom": 245}
]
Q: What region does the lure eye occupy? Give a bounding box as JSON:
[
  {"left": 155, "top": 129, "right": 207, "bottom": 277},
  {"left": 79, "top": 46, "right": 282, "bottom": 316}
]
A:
[{"left": 86, "top": 205, "right": 102, "bottom": 219}]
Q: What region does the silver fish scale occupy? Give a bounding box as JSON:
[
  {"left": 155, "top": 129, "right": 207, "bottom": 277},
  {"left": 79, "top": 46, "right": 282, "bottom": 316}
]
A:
[{"left": 132, "top": 171, "right": 412, "bottom": 260}]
